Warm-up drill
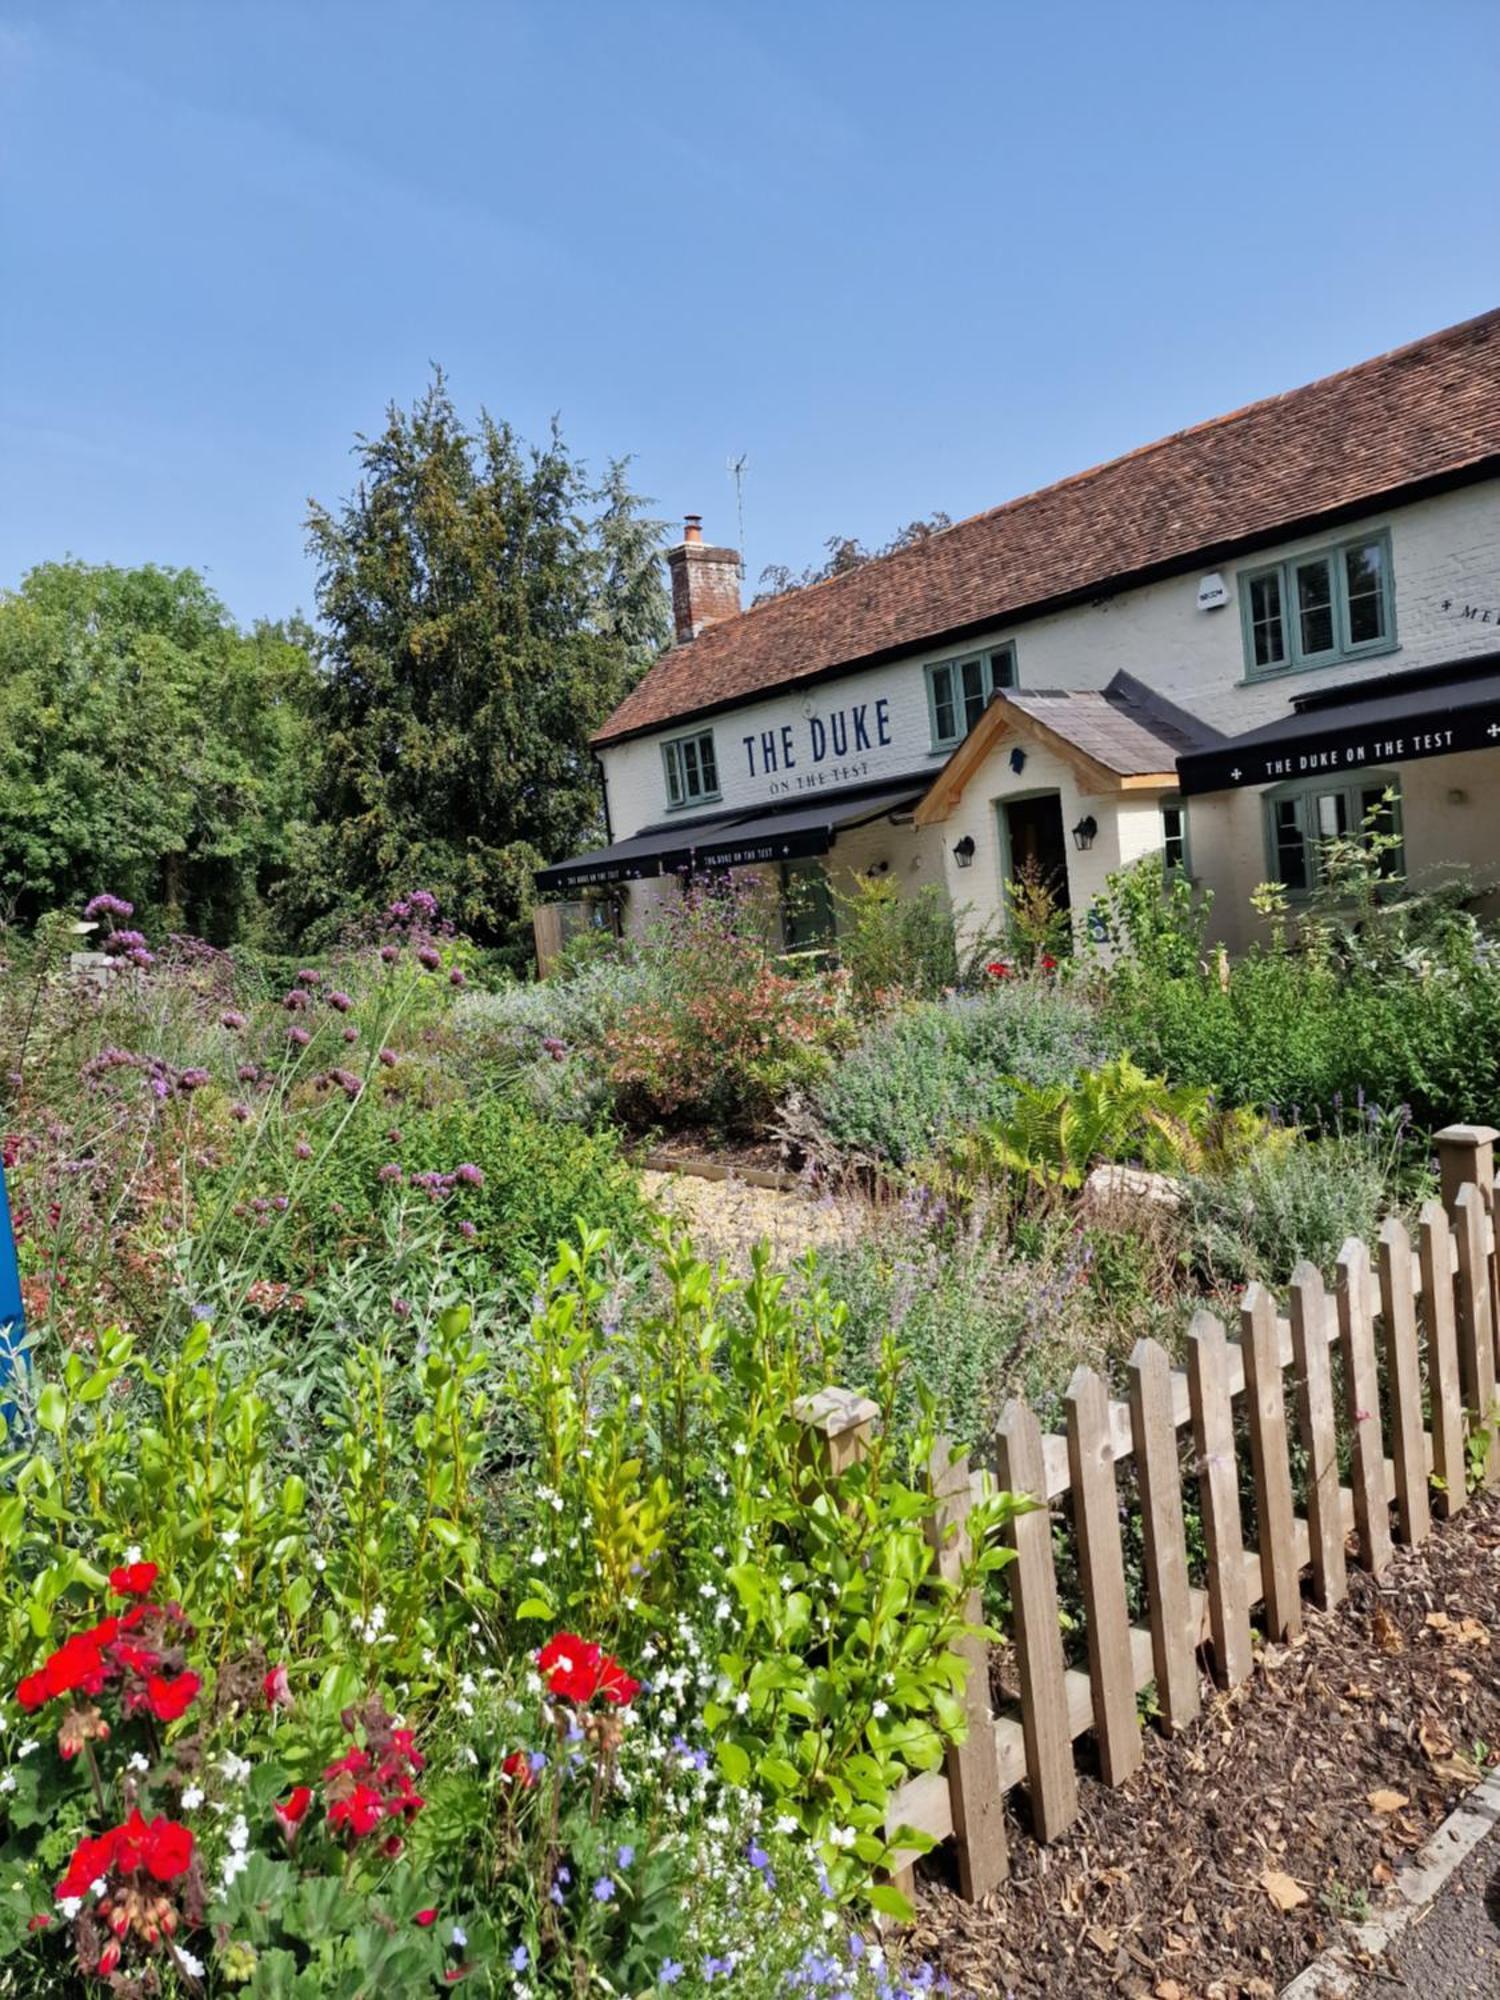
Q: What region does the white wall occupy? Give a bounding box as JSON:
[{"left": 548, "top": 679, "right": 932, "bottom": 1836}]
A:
[{"left": 601, "top": 480, "right": 1500, "bottom": 844}]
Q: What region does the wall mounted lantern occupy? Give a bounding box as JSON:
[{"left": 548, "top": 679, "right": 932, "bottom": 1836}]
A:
[
  {"left": 952, "top": 835, "right": 976, "bottom": 869},
  {"left": 1071, "top": 815, "right": 1098, "bottom": 852}
]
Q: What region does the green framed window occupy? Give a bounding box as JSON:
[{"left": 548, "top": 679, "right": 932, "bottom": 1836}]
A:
[
  {"left": 662, "top": 728, "right": 720, "bottom": 809},
  {"left": 926, "top": 644, "right": 1017, "bottom": 749},
  {"left": 1240, "top": 530, "right": 1396, "bottom": 680},
  {"left": 1160, "top": 795, "right": 1190, "bottom": 876},
  {"left": 1262, "top": 772, "right": 1403, "bottom": 894}
]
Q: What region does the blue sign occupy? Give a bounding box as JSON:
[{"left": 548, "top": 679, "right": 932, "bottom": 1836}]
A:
[{"left": 0, "top": 1155, "right": 25, "bottom": 1404}]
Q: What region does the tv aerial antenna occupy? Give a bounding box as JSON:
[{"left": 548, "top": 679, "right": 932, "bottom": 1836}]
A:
[{"left": 727, "top": 454, "right": 748, "bottom": 580}]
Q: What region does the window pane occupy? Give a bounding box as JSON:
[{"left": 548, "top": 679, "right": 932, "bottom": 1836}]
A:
[
  {"left": 1162, "top": 801, "right": 1186, "bottom": 871},
  {"left": 1249, "top": 572, "right": 1286, "bottom": 668},
  {"left": 665, "top": 746, "right": 682, "bottom": 805},
  {"left": 1345, "top": 540, "right": 1387, "bottom": 646},
  {"left": 990, "top": 645, "right": 1017, "bottom": 690},
  {"left": 697, "top": 734, "right": 718, "bottom": 795},
  {"left": 1314, "top": 790, "right": 1347, "bottom": 840},
  {"left": 960, "top": 657, "right": 987, "bottom": 733},
  {"left": 1296, "top": 558, "right": 1335, "bottom": 657},
  {"left": 1274, "top": 799, "right": 1308, "bottom": 891},
  {"left": 681, "top": 739, "right": 701, "bottom": 794},
  {"left": 931, "top": 664, "right": 956, "bottom": 742}
]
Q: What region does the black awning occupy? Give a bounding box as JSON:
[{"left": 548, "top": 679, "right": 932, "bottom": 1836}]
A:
[
  {"left": 534, "top": 777, "right": 928, "bottom": 893},
  {"left": 1177, "top": 651, "right": 1500, "bottom": 797}
]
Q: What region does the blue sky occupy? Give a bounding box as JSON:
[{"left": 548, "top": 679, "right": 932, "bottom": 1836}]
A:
[{"left": 2, "top": 0, "right": 1497, "bottom": 626}]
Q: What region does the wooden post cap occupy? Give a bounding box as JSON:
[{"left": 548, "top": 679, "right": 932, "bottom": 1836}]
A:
[
  {"left": 792, "top": 1386, "right": 880, "bottom": 1437},
  {"left": 1433, "top": 1124, "right": 1500, "bottom": 1149}
]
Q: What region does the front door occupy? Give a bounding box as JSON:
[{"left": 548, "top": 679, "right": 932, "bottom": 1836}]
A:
[{"left": 1002, "top": 792, "right": 1071, "bottom": 911}]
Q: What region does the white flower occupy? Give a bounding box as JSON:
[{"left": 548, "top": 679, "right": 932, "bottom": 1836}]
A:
[
  {"left": 451, "top": 1924, "right": 467, "bottom": 1948},
  {"left": 0, "top": 1775, "right": 14, "bottom": 1795},
  {"left": 0, "top": 1711, "right": 8, "bottom": 1730},
  {"left": 220, "top": 1851, "right": 249, "bottom": 1890},
  {"left": 871, "top": 1700, "right": 889, "bottom": 1720},
  {"left": 180, "top": 1786, "right": 205, "bottom": 1810},
  {"left": 221, "top": 1527, "right": 240, "bottom": 1549},
  {"left": 220, "top": 1752, "right": 252, "bottom": 1785},
  {"left": 17, "top": 1740, "right": 38, "bottom": 1760},
  {"left": 90, "top": 1876, "right": 107, "bottom": 1898},
  {"left": 529, "top": 1548, "right": 546, "bottom": 1567},
  {"left": 124, "top": 1544, "right": 142, "bottom": 1564},
  {"left": 774, "top": 1814, "right": 798, "bottom": 1834},
  {"left": 311, "top": 1552, "right": 327, "bottom": 1573},
  {"left": 227, "top": 1814, "right": 250, "bottom": 1853},
  {"left": 128, "top": 1752, "right": 150, "bottom": 1774},
  {"left": 176, "top": 1948, "right": 206, "bottom": 1978},
  {"left": 828, "top": 1825, "right": 856, "bottom": 1849},
  {"left": 458, "top": 1744, "right": 479, "bottom": 1767},
  {"left": 733, "top": 1692, "right": 750, "bottom": 1716},
  {"left": 58, "top": 1895, "right": 82, "bottom": 1919}
]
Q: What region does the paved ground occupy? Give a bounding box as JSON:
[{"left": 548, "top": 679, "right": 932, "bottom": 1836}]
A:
[
  {"left": 640, "top": 1166, "right": 864, "bottom": 1268},
  {"left": 1359, "top": 1822, "right": 1500, "bottom": 1997}
]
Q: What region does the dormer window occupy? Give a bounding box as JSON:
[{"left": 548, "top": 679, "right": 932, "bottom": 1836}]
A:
[
  {"left": 926, "top": 645, "right": 1017, "bottom": 750},
  {"left": 662, "top": 728, "right": 720, "bottom": 808}
]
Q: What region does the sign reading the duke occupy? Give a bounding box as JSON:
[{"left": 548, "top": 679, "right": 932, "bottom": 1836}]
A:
[{"left": 742, "top": 697, "right": 893, "bottom": 797}]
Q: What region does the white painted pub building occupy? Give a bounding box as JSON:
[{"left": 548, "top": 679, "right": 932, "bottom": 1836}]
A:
[{"left": 538, "top": 311, "right": 1500, "bottom": 958}]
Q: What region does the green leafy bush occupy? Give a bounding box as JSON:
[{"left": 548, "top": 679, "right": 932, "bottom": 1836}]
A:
[
  {"left": 960, "top": 1054, "right": 1287, "bottom": 1191},
  {"left": 795, "top": 984, "right": 1105, "bottom": 1171}
]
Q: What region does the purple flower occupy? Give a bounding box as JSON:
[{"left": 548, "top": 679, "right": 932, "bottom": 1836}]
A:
[
  {"left": 541, "top": 1035, "right": 566, "bottom": 1062},
  {"left": 616, "top": 1845, "right": 634, "bottom": 1868},
  {"left": 342, "top": 1026, "right": 358, "bottom": 1044},
  {"left": 393, "top": 1298, "right": 411, "bottom": 1319},
  {"left": 454, "top": 1163, "right": 484, "bottom": 1188},
  {"left": 177, "top": 1068, "right": 210, "bottom": 1093},
  {"left": 83, "top": 893, "right": 134, "bottom": 921},
  {"left": 378, "top": 1163, "right": 404, "bottom": 1184},
  {"left": 593, "top": 1878, "right": 615, "bottom": 1904},
  {"left": 127, "top": 947, "right": 155, "bottom": 968},
  {"left": 295, "top": 968, "right": 321, "bottom": 987},
  {"left": 295, "top": 1139, "right": 312, "bottom": 1160},
  {"left": 230, "top": 1103, "right": 251, "bottom": 1123},
  {"left": 283, "top": 989, "right": 309, "bottom": 1011},
  {"left": 327, "top": 991, "right": 353, "bottom": 1013},
  {"left": 287, "top": 1026, "right": 311, "bottom": 1049},
  {"left": 378, "top": 1047, "right": 398, "bottom": 1068},
  {"left": 271, "top": 1194, "right": 289, "bottom": 1212},
  {"left": 458, "top": 1219, "right": 477, "bottom": 1240},
  {"left": 380, "top": 944, "right": 400, "bottom": 964},
  {"left": 448, "top": 967, "right": 466, "bottom": 988},
  {"left": 659, "top": 1965, "right": 685, "bottom": 1988},
  {"left": 511, "top": 1947, "right": 529, "bottom": 1973},
  {"left": 220, "top": 1010, "right": 247, "bottom": 1032},
  {"left": 416, "top": 945, "right": 441, "bottom": 972},
  {"left": 103, "top": 929, "right": 147, "bottom": 955}
]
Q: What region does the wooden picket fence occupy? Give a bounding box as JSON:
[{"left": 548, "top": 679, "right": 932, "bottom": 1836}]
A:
[{"left": 799, "top": 1122, "right": 1500, "bottom": 1902}]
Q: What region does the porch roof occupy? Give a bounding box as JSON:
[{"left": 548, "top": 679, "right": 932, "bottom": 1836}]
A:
[
  {"left": 1175, "top": 649, "right": 1500, "bottom": 797},
  {"left": 914, "top": 674, "right": 1201, "bottom": 825}
]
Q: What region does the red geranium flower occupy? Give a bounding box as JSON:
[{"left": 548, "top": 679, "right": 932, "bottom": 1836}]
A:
[
  {"left": 414, "top": 1908, "right": 439, "bottom": 1928},
  {"left": 273, "top": 1785, "right": 313, "bottom": 1845},
  {"left": 263, "top": 1664, "right": 292, "bottom": 1710},
  {"left": 537, "top": 1632, "right": 640, "bottom": 1708},
  {"left": 1039, "top": 954, "right": 1058, "bottom": 972},
  {"left": 500, "top": 1749, "right": 535, "bottom": 1788},
  {"left": 327, "top": 1782, "right": 386, "bottom": 1838},
  {"left": 108, "top": 1562, "right": 158, "bottom": 1598},
  {"left": 986, "top": 961, "right": 1013, "bottom": 979},
  {"left": 143, "top": 1670, "right": 201, "bottom": 1723}
]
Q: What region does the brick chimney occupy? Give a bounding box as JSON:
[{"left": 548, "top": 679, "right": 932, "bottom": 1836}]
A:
[{"left": 667, "top": 515, "right": 741, "bottom": 644}]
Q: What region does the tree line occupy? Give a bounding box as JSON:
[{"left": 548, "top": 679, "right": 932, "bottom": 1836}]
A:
[{"left": 0, "top": 373, "right": 669, "bottom": 959}]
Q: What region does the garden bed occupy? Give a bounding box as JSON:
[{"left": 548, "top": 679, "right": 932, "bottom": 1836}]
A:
[{"left": 913, "top": 1492, "right": 1500, "bottom": 1998}]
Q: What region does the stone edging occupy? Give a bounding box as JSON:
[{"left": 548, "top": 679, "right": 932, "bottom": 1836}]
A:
[
  {"left": 637, "top": 1150, "right": 802, "bottom": 1192},
  {"left": 1280, "top": 1767, "right": 1500, "bottom": 1997}
]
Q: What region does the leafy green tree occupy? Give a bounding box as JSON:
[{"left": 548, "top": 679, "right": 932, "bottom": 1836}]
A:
[
  {"left": 0, "top": 561, "right": 318, "bottom": 940},
  {"left": 292, "top": 374, "right": 668, "bottom": 950}
]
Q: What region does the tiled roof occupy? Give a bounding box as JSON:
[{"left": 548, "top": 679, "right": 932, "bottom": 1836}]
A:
[{"left": 596, "top": 309, "right": 1500, "bottom": 746}]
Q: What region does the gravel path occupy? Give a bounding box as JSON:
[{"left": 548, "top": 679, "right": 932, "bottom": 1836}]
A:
[
  {"left": 640, "top": 1167, "right": 865, "bottom": 1268},
  {"left": 1359, "top": 1823, "right": 1500, "bottom": 1996}
]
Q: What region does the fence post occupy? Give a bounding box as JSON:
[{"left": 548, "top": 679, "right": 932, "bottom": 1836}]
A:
[
  {"left": 924, "top": 1439, "right": 1008, "bottom": 1897},
  {"left": 1289, "top": 1263, "right": 1347, "bottom": 1609},
  {"left": 1419, "top": 1199, "right": 1467, "bottom": 1517},
  {"left": 1337, "top": 1238, "right": 1393, "bottom": 1575},
  {"left": 994, "top": 1398, "right": 1079, "bottom": 1842},
  {"left": 1436, "top": 1123, "right": 1500, "bottom": 1380},
  {"left": 1378, "top": 1216, "right": 1431, "bottom": 1546},
  {"left": 793, "top": 1385, "right": 880, "bottom": 1474},
  {"left": 1453, "top": 1185, "right": 1499, "bottom": 1487},
  {"left": 1241, "top": 1285, "right": 1302, "bottom": 1641},
  {"left": 1127, "top": 1338, "right": 1201, "bottom": 1733},
  {"left": 1186, "top": 1310, "right": 1253, "bottom": 1687},
  {"left": 1065, "top": 1367, "right": 1143, "bottom": 1786}
]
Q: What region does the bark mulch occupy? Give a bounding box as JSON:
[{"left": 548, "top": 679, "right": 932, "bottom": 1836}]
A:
[{"left": 910, "top": 1491, "right": 1500, "bottom": 2000}]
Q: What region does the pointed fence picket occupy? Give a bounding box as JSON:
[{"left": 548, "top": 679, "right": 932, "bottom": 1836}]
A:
[{"left": 802, "top": 1125, "right": 1500, "bottom": 1900}]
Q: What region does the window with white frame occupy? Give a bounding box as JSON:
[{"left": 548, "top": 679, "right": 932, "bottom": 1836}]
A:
[
  {"left": 661, "top": 729, "right": 720, "bottom": 808},
  {"left": 1262, "top": 773, "right": 1403, "bottom": 894},
  {"left": 1240, "top": 530, "right": 1396, "bottom": 679},
  {"left": 925, "top": 645, "right": 1017, "bottom": 749},
  {"left": 1160, "top": 795, "right": 1190, "bottom": 875}
]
